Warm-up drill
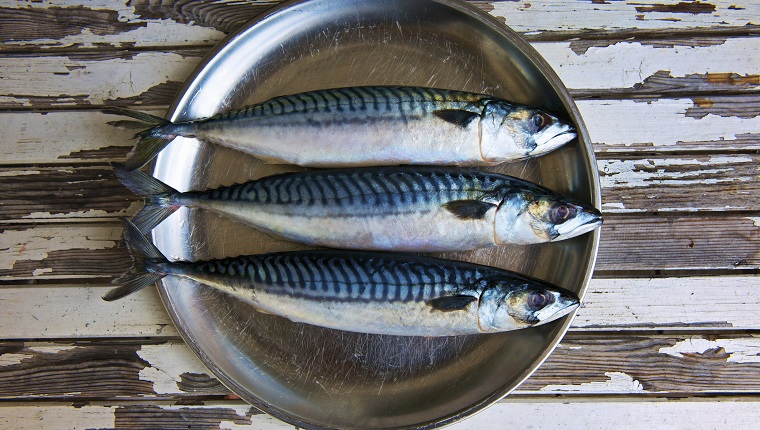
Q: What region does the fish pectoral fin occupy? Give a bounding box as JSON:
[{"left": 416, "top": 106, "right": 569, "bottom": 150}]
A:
[
  {"left": 428, "top": 295, "right": 477, "bottom": 312},
  {"left": 432, "top": 109, "right": 480, "bottom": 128},
  {"left": 443, "top": 200, "right": 495, "bottom": 220}
]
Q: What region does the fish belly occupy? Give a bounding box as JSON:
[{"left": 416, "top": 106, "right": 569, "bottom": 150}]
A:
[
  {"left": 195, "top": 200, "right": 496, "bottom": 252},
  {"left": 251, "top": 291, "right": 482, "bottom": 336},
  {"left": 197, "top": 114, "right": 484, "bottom": 167}
]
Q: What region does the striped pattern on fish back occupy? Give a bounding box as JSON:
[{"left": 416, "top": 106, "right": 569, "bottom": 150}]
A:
[
  {"left": 191, "top": 251, "right": 495, "bottom": 303},
  {"left": 210, "top": 87, "right": 486, "bottom": 120},
  {"left": 194, "top": 168, "right": 507, "bottom": 212}
]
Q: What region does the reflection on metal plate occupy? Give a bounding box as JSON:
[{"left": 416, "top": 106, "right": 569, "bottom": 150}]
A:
[{"left": 150, "top": 0, "right": 601, "bottom": 428}]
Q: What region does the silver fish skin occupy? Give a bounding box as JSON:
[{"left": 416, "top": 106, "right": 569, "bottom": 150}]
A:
[
  {"left": 114, "top": 166, "right": 603, "bottom": 251},
  {"left": 106, "top": 86, "right": 576, "bottom": 170},
  {"left": 103, "top": 219, "right": 580, "bottom": 337}
]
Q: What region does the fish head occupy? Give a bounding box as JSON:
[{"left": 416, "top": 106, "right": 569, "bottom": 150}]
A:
[
  {"left": 479, "top": 100, "right": 576, "bottom": 162},
  {"left": 494, "top": 190, "right": 602, "bottom": 244},
  {"left": 477, "top": 280, "right": 580, "bottom": 332}
]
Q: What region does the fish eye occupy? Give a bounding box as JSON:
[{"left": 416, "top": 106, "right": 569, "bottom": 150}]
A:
[
  {"left": 532, "top": 113, "right": 552, "bottom": 131},
  {"left": 549, "top": 203, "right": 576, "bottom": 224},
  {"left": 527, "top": 291, "right": 554, "bottom": 311}
]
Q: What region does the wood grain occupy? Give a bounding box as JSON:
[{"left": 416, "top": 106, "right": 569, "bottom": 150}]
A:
[
  {"left": 2, "top": 275, "right": 757, "bottom": 339},
  {"left": 1, "top": 334, "right": 759, "bottom": 400}
]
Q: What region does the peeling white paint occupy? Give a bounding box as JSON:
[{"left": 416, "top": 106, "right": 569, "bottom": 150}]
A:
[
  {"left": 492, "top": 1, "right": 760, "bottom": 33},
  {"left": 23, "top": 202, "right": 142, "bottom": 220},
  {"left": 536, "top": 38, "right": 760, "bottom": 90},
  {"left": 0, "top": 285, "right": 176, "bottom": 339},
  {"left": 27, "top": 345, "right": 78, "bottom": 355},
  {"left": 219, "top": 413, "right": 293, "bottom": 430},
  {"left": 0, "top": 353, "right": 33, "bottom": 367},
  {"left": 659, "top": 337, "right": 760, "bottom": 364},
  {"left": 581, "top": 99, "right": 760, "bottom": 149},
  {"left": 539, "top": 372, "right": 645, "bottom": 394},
  {"left": 31, "top": 268, "right": 53, "bottom": 276},
  {"left": 747, "top": 217, "right": 760, "bottom": 227},
  {"left": 601, "top": 202, "right": 626, "bottom": 210},
  {"left": 0, "top": 225, "right": 121, "bottom": 271},
  {"left": 0, "top": 52, "right": 201, "bottom": 106},
  {"left": 574, "top": 276, "right": 760, "bottom": 330},
  {"left": 136, "top": 344, "right": 208, "bottom": 394},
  {"left": 598, "top": 156, "right": 752, "bottom": 189},
  {"left": 4, "top": 0, "right": 225, "bottom": 49},
  {"left": 0, "top": 170, "right": 41, "bottom": 177}
]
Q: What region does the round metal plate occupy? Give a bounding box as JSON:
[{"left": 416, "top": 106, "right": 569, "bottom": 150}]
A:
[{"left": 150, "top": 0, "right": 601, "bottom": 428}]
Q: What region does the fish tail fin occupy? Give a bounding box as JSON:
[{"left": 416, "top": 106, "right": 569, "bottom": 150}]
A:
[
  {"left": 103, "top": 218, "right": 168, "bottom": 301},
  {"left": 112, "top": 163, "right": 181, "bottom": 232},
  {"left": 103, "top": 107, "right": 176, "bottom": 170}
]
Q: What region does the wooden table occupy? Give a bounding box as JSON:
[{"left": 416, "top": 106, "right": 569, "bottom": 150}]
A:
[{"left": 1, "top": 1, "right": 759, "bottom": 428}]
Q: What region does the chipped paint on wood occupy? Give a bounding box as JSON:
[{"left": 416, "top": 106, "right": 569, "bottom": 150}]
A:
[
  {"left": 2, "top": 110, "right": 155, "bottom": 164},
  {"left": 659, "top": 336, "right": 760, "bottom": 363},
  {"left": 598, "top": 155, "right": 760, "bottom": 212},
  {"left": 0, "top": 225, "right": 121, "bottom": 271},
  {"left": 454, "top": 399, "right": 760, "bottom": 430},
  {"left": 26, "top": 344, "right": 78, "bottom": 354},
  {"left": 136, "top": 344, "right": 210, "bottom": 394},
  {"left": 6, "top": 333, "right": 760, "bottom": 400},
  {"left": 0, "top": 405, "right": 116, "bottom": 429},
  {"left": 537, "top": 371, "right": 646, "bottom": 394},
  {"left": 0, "top": 286, "right": 176, "bottom": 339},
  {"left": 580, "top": 99, "right": 760, "bottom": 151},
  {"left": 2, "top": 400, "right": 760, "bottom": 430},
  {"left": 574, "top": 276, "right": 760, "bottom": 330},
  {"left": 0, "top": 353, "right": 32, "bottom": 367},
  {"left": 534, "top": 38, "right": 760, "bottom": 91},
  {"left": 0, "top": 51, "right": 202, "bottom": 107}
]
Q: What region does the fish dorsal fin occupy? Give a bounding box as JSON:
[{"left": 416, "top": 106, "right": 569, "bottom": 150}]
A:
[
  {"left": 443, "top": 200, "right": 495, "bottom": 220},
  {"left": 429, "top": 295, "right": 478, "bottom": 312},
  {"left": 432, "top": 109, "right": 480, "bottom": 128}
]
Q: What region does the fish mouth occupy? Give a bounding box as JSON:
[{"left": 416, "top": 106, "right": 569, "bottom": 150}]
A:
[
  {"left": 533, "top": 293, "right": 580, "bottom": 325},
  {"left": 530, "top": 125, "right": 577, "bottom": 156},
  {"left": 552, "top": 208, "right": 603, "bottom": 241}
]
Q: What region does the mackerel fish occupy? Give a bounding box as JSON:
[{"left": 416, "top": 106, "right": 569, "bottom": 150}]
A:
[
  {"left": 115, "top": 165, "right": 602, "bottom": 251},
  {"left": 104, "top": 219, "right": 580, "bottom": 336},
  {"left": 106, "top": 86, "right": 576, "bottom": 170}
]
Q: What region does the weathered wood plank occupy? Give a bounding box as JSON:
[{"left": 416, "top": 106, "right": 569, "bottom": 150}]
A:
[
  {"left": 0, "top": 224, "right": 128, "bottom": 280},
  {"left": 1, "top": 38, "right": 759, "bottom": 108},
  {"left": 1, "top": 334, "right": 759, "bottom": 400},
  {"left": 0, "top": 167, "right": 141, "bottom": 221},
  {"left": 4, "top": 399, "right": 760, "bottom": 430},
  {"left": 2, "top": 97, "right": 759, "bottom": 165},
  {"left": 1, "top": 0, "right": 759, "bottom": 52},
  {"left": 1, "top": 399, "right": 760, "bottom": 430},
  {"left": 0, "top": 285, "right": 176, "bottom": 339},
  {"left": 0, "top": 152, "right": 757, "bottom": 221},
  {"left": 598, "top": 154, "right": 760, "bottom": 213},
  {"left": 2, "top": 214, "right": 758, "bottom": 281},
  {"left": 585, "top": 97, "right": 760, "bottom": 154},
  {"left": 0, "top": 50, "right": 203, "bottom": 108},
  {"left": 2, "top": 275, "right": 757, "bottom": 339}
]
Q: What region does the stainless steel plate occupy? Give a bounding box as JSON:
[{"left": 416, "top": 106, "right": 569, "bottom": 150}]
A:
[{"left": 151, "top": 0, "right": 601, "bottom": 428}]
